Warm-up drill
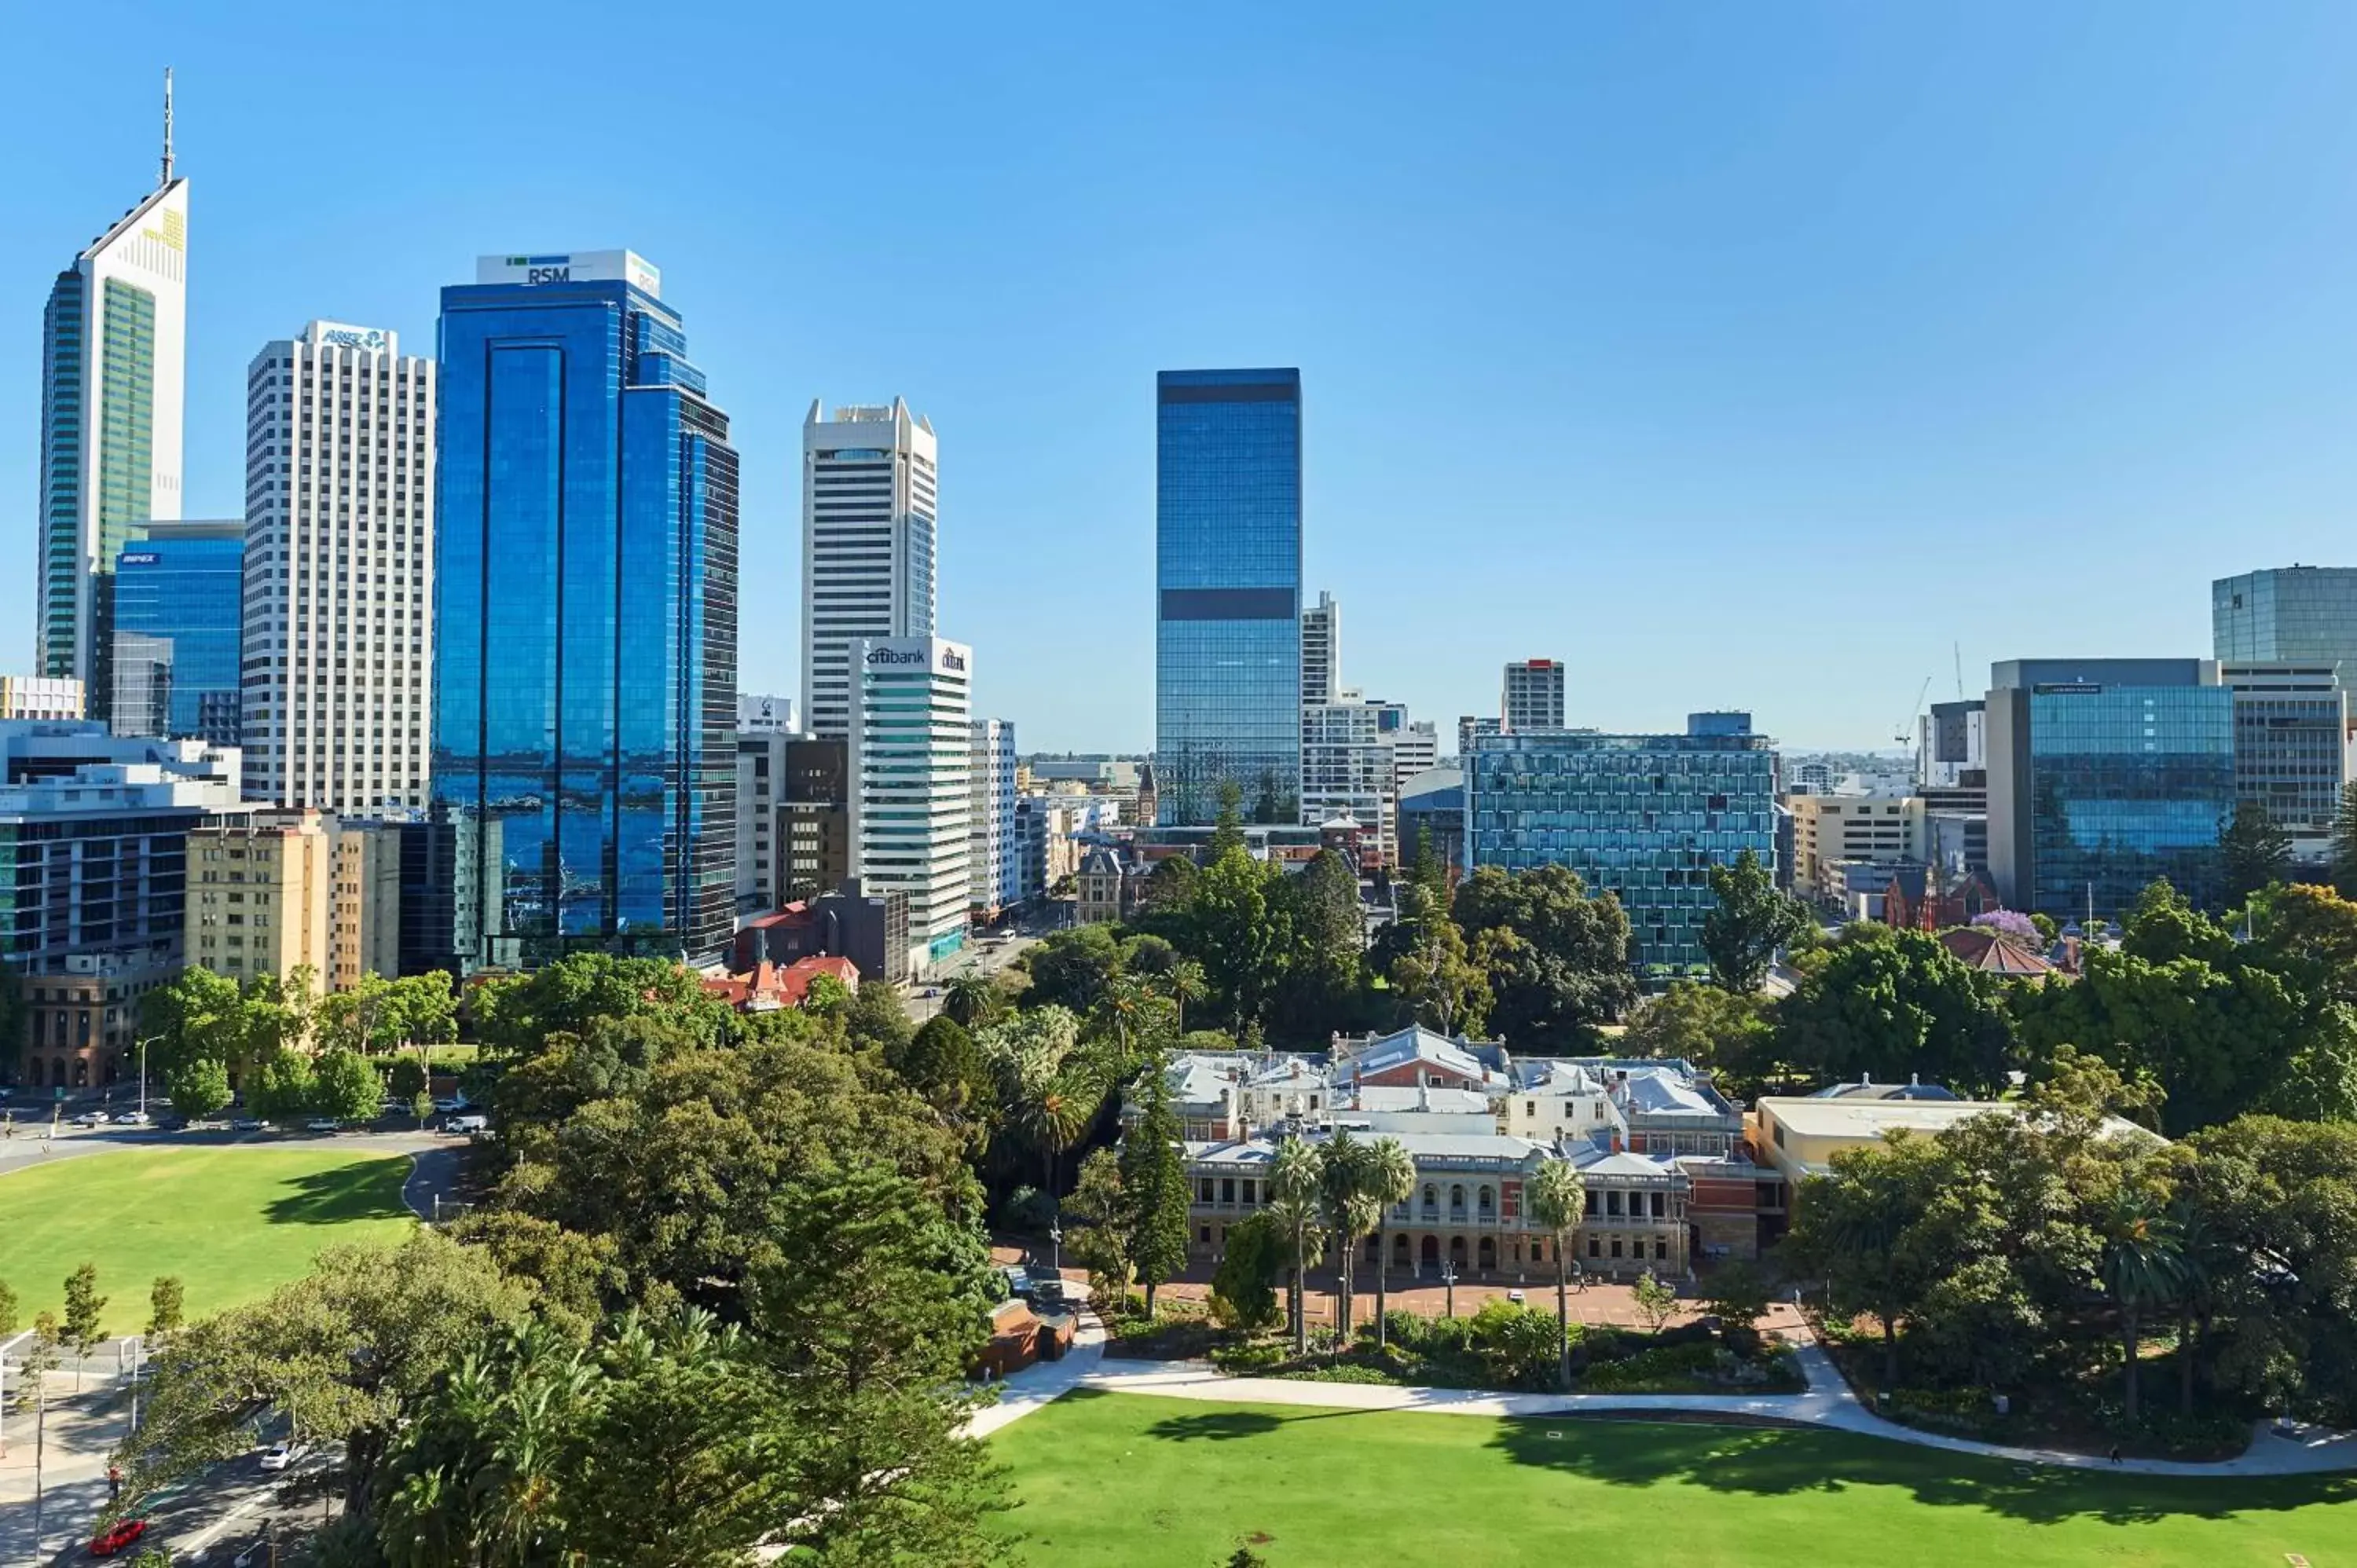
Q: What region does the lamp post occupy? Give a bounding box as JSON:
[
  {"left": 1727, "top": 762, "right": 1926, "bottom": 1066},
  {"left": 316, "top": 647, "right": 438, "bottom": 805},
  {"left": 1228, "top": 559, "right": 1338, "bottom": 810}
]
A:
[
  {"left": 1439, "top": 1260, "right": 1458, "bottom": 1321},
  {"left": 1048, "top": 1225, "right": 1063, "bottom": 1278},
  {"left": 137, "top": 1033, "right": 159, "bottom": 1119}
]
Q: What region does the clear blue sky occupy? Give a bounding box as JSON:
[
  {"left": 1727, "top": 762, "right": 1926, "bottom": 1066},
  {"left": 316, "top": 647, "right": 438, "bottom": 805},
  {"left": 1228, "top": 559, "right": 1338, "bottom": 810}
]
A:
[{"left": 9, "top": 2, "right": 2357, "bottom": 751}]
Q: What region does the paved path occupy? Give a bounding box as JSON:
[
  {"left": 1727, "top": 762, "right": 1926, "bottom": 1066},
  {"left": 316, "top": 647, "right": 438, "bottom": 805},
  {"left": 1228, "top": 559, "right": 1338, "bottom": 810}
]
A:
[
  {"left": 988, "top": 1333, "right": 2357, "bottom": 1478},
  {"left": 965, "top": 1314, "right": 1106, "bottom": 1440}
]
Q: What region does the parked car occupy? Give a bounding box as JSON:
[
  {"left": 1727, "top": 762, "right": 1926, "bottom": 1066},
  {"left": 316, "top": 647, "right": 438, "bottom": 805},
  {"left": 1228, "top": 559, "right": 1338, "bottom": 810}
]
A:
[
  {"left": 89, "top": 1517, "right": 150, "bottom": 1556},
  {"left": 258, "top": 1440, "right": 307, "bottom": 1471},
  {"left": 303, "top": 1117, "right": 342, "bottom": 1134},
  {"left": 432, "top": 1097, "right": 467, "bottom": 1114},
  {"left": 114, "top": 1109, "right": 149, "bottom": 1125},
  {"left": 71, "top": 1110, "right": 106, "bottom": 1127},
  {"left": 153, "top": 1114, "right": 188, "bottom": 1131},
  {"left": 230, "top": 1117, "right": 265, "bottom": 1133},
  {"left": 445, "top": 1113, "right": 489, "bottom": 1135}
]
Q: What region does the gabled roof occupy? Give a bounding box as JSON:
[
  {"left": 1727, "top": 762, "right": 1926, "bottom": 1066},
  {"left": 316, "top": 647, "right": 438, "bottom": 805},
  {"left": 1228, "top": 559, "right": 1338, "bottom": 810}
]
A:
[
  {"left": 1937, "top": 926, "right": 2055, "bottom": 976},
  {"left": 1347, "top": 1024, "right": 1486, "bottom": 1083}
]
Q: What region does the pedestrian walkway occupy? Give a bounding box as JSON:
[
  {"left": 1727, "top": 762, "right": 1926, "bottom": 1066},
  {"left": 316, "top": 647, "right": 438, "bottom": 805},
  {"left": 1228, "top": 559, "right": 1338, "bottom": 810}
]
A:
[
  {"left": 989, "top": 1332, "right": 2357, "bottom": 1478},
  {"left": 965, "top": 1313, "right": 1106, "bottom": 1440}
]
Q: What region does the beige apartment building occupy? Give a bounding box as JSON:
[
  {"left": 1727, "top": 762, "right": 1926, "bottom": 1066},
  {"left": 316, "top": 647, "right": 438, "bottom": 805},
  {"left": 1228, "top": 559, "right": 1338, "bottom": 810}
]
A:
[
  {"left": 185, "top": 811, "right": 400, "bottom": 991},
  {"left": 1784, "top": 793, "right": 1925, "bottom": 902}
]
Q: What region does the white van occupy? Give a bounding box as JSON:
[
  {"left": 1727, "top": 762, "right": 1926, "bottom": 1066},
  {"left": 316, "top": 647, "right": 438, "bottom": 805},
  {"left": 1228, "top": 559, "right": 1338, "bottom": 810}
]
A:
[{"left": 445, "top": 1113, "right": 489, "bottom": 1135}]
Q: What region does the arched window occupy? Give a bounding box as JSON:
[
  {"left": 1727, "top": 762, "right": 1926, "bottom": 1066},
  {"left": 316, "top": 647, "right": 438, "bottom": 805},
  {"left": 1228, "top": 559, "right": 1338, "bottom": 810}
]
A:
[
  {"left": 1477, "top": 1185, "right": 1494, "bottom": 1216},
  {"left": 1450, "top": 1184, "right": 1466, "bottom": 1212},
  {"left": 1422, "top": 1184, "right": 1438, "bottom": 1214}
]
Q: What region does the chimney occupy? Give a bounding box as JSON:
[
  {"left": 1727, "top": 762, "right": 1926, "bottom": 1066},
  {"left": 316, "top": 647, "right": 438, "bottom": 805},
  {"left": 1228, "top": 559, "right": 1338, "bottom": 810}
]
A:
[{"left": 1611, "top": 1131, "right": 1623, "bottom": 1154}]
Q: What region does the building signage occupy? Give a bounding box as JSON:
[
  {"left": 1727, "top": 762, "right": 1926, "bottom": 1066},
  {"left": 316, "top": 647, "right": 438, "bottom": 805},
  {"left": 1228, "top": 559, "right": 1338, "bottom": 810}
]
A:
[
  {"left": 117, "top": 551, "right": 159, "bottom": 567},
  {"left": 319, "top": 327, "right": 387, "bottom": 350},
  {"left": 940, "top": 650, "right": 966, "bottom": 672},
  {"left": 867, "top": 647, "right": 928, "bottom": 666},
  {"left": 475, "top": 250, "right": 662, "bottom": 297}
]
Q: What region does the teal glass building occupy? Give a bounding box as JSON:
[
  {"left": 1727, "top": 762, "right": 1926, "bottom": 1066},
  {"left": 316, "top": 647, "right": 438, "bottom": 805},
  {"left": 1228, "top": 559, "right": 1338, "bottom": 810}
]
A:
[
  {"left": 1155, "top": 368, "right": 1302, "bottom": 825},
  {"left": 1986, "top": 659, "right": 2234, "bottom": 920},
  {"left": 431, "top": 251, "right": 738, "bottom": 969},
  {"left": 1465, "top": 718, "right": 1780, "bottom": 978},
  {"left": 109, "top": 518, "right": 244, "bottom": 744}
]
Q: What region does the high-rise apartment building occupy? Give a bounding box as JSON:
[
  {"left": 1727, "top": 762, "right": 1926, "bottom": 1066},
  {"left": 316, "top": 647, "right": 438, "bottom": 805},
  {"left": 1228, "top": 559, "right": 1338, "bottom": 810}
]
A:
[
  {"left": 1394, "top": 720, "right": 1439, "bottom": 786},
  {"left": 1503, "top": 659, "right": 1566, "bottom": 731},
  {"left": 185, "top": 811, "right": 334, "bottom": 990},
  {"left": 36, "top": 97, "right": 189, "bottom": 719},
  {"left": 781, "top": 738, "right": 851, "bottom": 902},
  {"left": 1985, "top": 659, "right": 2233, "bottom": 919},
  {"left": 1457, "top": 715, "right": 1500, "bottom": 761},
  {"left": 1301, "top": 590, "right": 1340, "bottom": 706},
  {"left": 242, "top": 321, "right": 436, "bottom": 812},
  {"left": 111, "top": 518, "right": 243, "bottom": 744},
  {"left": 802, "top": 401, "right": 937, "bottom": 739},
  {"left": 736, "top": 723, "right": 794, "bottom": 916},
  {"left": 850, "top": 638, "right": 972, "bottom": 973},
  {"left": 1301, "top": 694, "right": 1407, "bottom": 858},
  {"left": 2213, "top": 566, "right": 2357, "bottom": 665},
  {"left": 1466, "top": 716, "right": 1780, "bottom": 975},
  {"left": 431, "top": 250, "right": 738, "bottom": 969},
  {"left": 970, "top": 719, "right": 1019, "bottom": 921}
]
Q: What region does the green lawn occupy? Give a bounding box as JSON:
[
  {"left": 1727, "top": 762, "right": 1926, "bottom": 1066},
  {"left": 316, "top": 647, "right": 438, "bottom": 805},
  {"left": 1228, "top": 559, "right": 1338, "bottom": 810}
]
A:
[
  {"left": 0, "top": 1147, "right": 416, "bottom": 1334},
  {"left": 991, "top": 1390, "right": 2357, "bottom": 1566}
]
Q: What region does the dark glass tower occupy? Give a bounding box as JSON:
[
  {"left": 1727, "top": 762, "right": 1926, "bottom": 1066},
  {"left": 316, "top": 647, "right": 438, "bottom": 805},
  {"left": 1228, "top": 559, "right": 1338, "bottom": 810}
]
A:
[
  {"left": 109, "top": 518, "right": 244, "bottom": 744},
  {"left": 1154, "top": 367, "right": 1303, "bottom": 826},
  {"left": 431, "top": 251, "right": 738, "bottom": 969}
]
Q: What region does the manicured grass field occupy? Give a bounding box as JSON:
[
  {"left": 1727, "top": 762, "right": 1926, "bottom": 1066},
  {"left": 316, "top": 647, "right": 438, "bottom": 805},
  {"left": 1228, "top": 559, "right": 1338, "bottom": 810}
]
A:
[
  {"left": 991, "top": 1390, "right": 2357, "bottom": 1566},
  {"left": 0, "top": 1147, "right": 415, "bottom": 1333}
]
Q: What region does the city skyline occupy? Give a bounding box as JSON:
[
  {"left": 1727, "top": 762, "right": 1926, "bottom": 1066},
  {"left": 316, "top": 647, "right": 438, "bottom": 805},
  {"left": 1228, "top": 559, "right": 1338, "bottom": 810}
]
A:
[{"left": 13, "top": 9, "right": 2357, "bottom": 749}]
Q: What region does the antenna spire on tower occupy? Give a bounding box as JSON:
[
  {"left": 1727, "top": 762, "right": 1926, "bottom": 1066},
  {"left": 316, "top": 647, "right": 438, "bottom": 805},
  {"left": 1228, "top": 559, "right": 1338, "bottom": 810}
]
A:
[{"left": 160, "top": 66, "right": 174, "bottom": 187}]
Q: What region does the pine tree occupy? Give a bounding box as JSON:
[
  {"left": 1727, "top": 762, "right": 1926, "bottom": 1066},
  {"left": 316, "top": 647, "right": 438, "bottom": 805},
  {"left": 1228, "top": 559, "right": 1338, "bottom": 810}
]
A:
[{"left": 1120, "top": 1068, "right": 1193, "bottom": 1317}]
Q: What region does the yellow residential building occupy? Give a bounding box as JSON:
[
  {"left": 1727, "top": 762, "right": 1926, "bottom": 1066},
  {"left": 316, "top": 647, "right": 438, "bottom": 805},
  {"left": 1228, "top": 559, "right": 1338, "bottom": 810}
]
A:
[
  {"left": 1783, "top": 793, "right": 1925, "bottom": 902},
  {"left": 185, "top": 811, "right": 402, "bottom": 992}
]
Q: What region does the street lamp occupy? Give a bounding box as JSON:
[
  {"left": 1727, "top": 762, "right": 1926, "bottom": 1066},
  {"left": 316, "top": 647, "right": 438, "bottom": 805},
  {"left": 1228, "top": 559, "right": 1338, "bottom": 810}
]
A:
[
  {"left": 1048, "top": 1225, "right": 1063, "bottom": 1277},
  {"left": 1438, "top": 1260, "right": 1458, "bottom": 1321},
  {"left": 137, "top": 1033, "right": 162, "bottom": 1120}
]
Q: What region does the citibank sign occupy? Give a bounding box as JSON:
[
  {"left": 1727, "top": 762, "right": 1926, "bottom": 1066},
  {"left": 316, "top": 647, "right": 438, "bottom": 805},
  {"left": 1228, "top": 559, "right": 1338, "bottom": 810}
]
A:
[{"left": 865, "top": 646, "right": 968, "bottom": 673}]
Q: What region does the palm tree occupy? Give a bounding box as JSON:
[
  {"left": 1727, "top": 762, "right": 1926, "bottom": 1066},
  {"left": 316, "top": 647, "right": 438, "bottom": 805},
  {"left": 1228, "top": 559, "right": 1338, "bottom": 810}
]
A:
[
  {"left": 1525, "top": 1159, "right": 1587, "bottom": 1391},
  {"left": 1269, "top": 1138, "right": 1325, "bottom": 1356},
  {"left": 1364, "top": 1138, "right": 1417, "bottom": 1350},
  {"left": 1317, "top": 1131, "right": 1380, "bottom": 1349},
  {"left": 1162, "top": 959, "right": 1208, "bottom": 1037},
  {"left": 1005, "top": 1055, "right": 1106, "bottom": 1203},
  {"left": 2167, "top": 1196, "right": 2218, "bottom": 1417},
  {"left": 2099, "top": 1188, "right": 2186, "bottom": 1423},
  {"left": 944, "top": 973, "right": 1002, "bottom": 1030}
]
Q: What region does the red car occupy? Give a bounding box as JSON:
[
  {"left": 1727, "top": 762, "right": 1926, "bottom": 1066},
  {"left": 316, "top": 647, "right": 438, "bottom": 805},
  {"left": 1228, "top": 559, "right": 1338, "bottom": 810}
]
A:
[{"left": 89, "top": 1518, "right": 148, "bottom": 1557}]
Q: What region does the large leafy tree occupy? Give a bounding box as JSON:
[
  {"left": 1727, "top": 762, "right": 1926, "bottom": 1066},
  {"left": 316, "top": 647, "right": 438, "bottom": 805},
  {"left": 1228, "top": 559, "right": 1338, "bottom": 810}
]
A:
[
  {"left": 1771, "top": 927, "right": 2015, "bottom": 1097},
  {"left": 312, "top": 1046, "right": 383, "bottom": 1123},
  {"left": 1374, "top": 881, "right": 1490, "bottom": 1036},
  {"left": 1267, "top": 849, "right": 1366, "bottom": 1036},
  {"left": 1061, "top": 1148, "right": 1131, "bottom": 1300},
  {"left": 1620, "top": 980, "right": 1769, "bottom": 1072},
  {"left": 1451, "top": 865, "right": 1637, "bottom": 1046},
  {"left": 1021, "top": 924, "right": 1126, "bottom": 1015},
  {"left": 1700, "top": 848, "right": 1812, "bottom": 994},
  {"left": 1189, "top": 843, "right": 1290, "bottom": 1035},
  {"left": 473, "top": 953, "right": 727, "bottom": 1063}
]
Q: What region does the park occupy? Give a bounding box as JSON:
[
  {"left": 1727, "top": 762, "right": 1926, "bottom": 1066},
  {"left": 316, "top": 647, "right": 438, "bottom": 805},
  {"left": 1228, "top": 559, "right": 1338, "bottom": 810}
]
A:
[
  {"left": 988, "top": 1388, "right": 2357, "bottom": 1566},
  {"left": 0, "top": 1145, "right": 415, "bottom": 1334}
]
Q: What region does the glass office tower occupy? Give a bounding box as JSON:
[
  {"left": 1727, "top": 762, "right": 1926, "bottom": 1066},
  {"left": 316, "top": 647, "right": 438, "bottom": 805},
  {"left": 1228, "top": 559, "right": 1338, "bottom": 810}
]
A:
[
  {"left": 2212, "top": 566, "right": 2357, "bottom": 665},
  {"left": 109, "top": 518, "right": 244, "bottom": 743},
  {"left": 1155, "top": 368, "right": 1302, "bottom": 825},
  {"left": 1986, "top": 659, "right": 2233, "bottom": 920},
  {"left": 431, "top": 251, "right": 738, "bottom": 969}
]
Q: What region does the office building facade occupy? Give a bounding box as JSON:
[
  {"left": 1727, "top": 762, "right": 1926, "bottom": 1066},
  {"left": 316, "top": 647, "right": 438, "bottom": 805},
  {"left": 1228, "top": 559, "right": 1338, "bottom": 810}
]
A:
[
  {"left": 1301, "top": 590, "right": 1340, "bottom": 706},
  {"left": 970, "top": 718, "right": 1019, "bottom": 921},
  {"left": 849, "top": 638, "right": 972, "bottom": 973},
  {"left": 1985, "top": 659, "right": 2234, "bottom": 919},
  {"left": 2213, "top": 566, "right": 2357, "bottom": 665},
  {"left": 738, "top": 692, "right": 797, "bottom": 735},
  {"left": 1466, "top": 717, "right": 1780, "bottom": 976},
  {"left": 0, "top": 676, "right": 85, "bottom": 721},
  {"left": 37, "top": 165, "right": 190, "bottom": 717},
  {"left": 736, "top": 724, "right": 793, "bottom": 915},
  {"left": 241, "top": 321, "right": 436, "bottom": 812},
  {"left": 1503, "top": 659, "right": 1566, "bottom": 731},
  {"left": 1155, "top": 368, "right": 1303, "bottom": 825},
  {"left": 802, "top": 400, "right": 937, "bottom": 738},
  {"left": 110, "top": 518, "right": 243, "bottom": 744},
  {"left": 431, "top": 250, "right": 738, "bottom": 969},
  {"left": 781, "top": 738, "right": 852, "bottom": 903},
  {"left": 2222, "top": 662, "right": 2350, "bottom": 865},
  {"left": 1301, "top": 695, "right": 1407, "bottom": 858},
  {"left": 1457, "top": 715, "right": 1500, "bottom": 762}
]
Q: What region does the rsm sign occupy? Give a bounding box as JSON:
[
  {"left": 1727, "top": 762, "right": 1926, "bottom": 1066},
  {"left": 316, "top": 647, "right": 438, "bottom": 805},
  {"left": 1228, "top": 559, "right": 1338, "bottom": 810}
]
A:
[{"left": 475, "top": 250, "right": 662, "bottom": 297}]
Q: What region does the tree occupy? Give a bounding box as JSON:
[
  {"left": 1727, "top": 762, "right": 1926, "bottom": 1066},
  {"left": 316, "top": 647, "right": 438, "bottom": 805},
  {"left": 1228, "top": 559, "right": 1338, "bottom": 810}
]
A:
[
  {"left": 1267, "top": 1139, "right": 1325, "bottom": 1357},
  {"left": 802, "top": 973, "right": 852, "bottom": 1017},
  {"left": 2334, "top": 781, "right": 2357, "bottom": 899},
  {"left": 1363, "top": 1137, "right": 1417, "bottom": 1349},
  {"left": 1189, "top": 842, "right": 1287, "bottom": 1035},
  {"left": 1620, "top": 982, "right": 1769, "bottom": 1072},
  {"left": 1524, "top": 1160, "right": 1585, "bottom": 1390},
  {"left": 1631, "top": 1269, "right": 1680, "bottom": 1335},
  {"left": 2099, "top": 1187, "right": 2184, "bottom": 1423},
  {"left": 163, "top": 1056, "right": 232, "bottom": 1122},
  {"left": 1379, "top": 882, "right": 1489, "bottom": 1036},
  {"left": 62, "top": 1262, "right": 106, "bottom": 1389},
  {"left": 1772, "top": 928, "right": 2014, "bottom": 1097},
  {"left": 1119, "top": 1068, "right": 1193, "bottom": 1317},
  {"left": 1210, "top": 1212, "right": 1286, "bottom": 1334},
  {"left": 1452, "top": 865, "right": 1637, "bottom": 1046},
  {"left": 1023, "top": 924, "right": 1126, "bottom": 1014},
  {"left": 1269, "top": 849, "right": 1366, "bottom": 1035},
  {"left": 1207, "top": 780, "right": 1248, "bottom": 861},
  {"left": 386, "top": 1056, "right": 429, "bottom": 1101},
  {"left": 1785, "top": 1135, "right": 1943, "bottom": 1387},
  {"left": 1061, "top": 1149, "right": 1131, "bottom": 1301},
  {"left": 1697, "top": 1262, "right": 1770, "bottom": 1335},
  {"left": 895, "top": 1013, "right": 990, "bottom": 1127},
  {"left": 941, "top": 972, "right": 1006, "bottom": 1030},
  {"left": 0, "top": 1278, "right": 16, "bottom": 1339},
  {"left": 247, "top": 1048, "right": 317, "bottom": 1123},
  {"left": 1160, "top": 958, "right": 1208, "bottom": 1037},
  {"left": 1701, "top": 848, "right": 1813, "bottom": 994},
  {"left": 1138, "top": 855, "right": 1197, "bottom": 918},
  {"left": 2221, "top": 801, "right": 2295, "bottom": 906},
  {"left": 471, "top": 953, "right": 725, "bottom": 1063},
  {"left": 842, "top": 979, "right": 914, "bottom": 1061},
  {"left": 1316, "top": 1133, "right": 1383, "bottom": 1347},
  {"left": 146, "top": 1276, "right": 185, "bottom": 1340},
  {"left": 312, "top": 1047, "right": 383, "bottom": 1123}
]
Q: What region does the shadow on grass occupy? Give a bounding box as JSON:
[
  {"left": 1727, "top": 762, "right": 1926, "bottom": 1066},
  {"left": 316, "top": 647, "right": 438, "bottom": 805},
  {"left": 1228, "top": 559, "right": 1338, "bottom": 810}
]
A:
[
  {"left": 1486, "top": 1416, "right": 2357, "bottom": 1527},
  {"left": 1147, "top": 1410, "right": 1288, "bottom": 1442},
  {"left": 262, "top": 1160, "right": 412, "bottom": 1225}
]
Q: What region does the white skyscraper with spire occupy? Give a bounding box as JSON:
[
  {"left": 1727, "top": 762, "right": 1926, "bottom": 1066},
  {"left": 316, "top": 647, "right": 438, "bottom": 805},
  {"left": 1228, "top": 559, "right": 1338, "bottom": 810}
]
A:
[
  {"left": 801, "top": 398, "right": 937, "bottom": 738},
  {"left": 36, "top": 72, "right": 191, "bottom": 722}
]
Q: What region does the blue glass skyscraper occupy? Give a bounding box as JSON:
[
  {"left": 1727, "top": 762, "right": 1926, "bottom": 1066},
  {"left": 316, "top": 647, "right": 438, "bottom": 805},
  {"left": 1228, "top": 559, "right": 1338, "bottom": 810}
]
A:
[
  {"left": 431, "top": 251, "right": 738, "bottom": 969},
  {"left": 1155, "top": 368, "right": 1303, "bottom": 825},
  {"left": 109, "top": 518, "right": 244, "bottom": 744}
]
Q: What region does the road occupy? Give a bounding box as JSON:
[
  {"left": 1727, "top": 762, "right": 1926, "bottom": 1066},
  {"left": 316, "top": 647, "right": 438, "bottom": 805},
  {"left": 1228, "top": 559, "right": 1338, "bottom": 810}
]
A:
[{"left": 906, "top": 925, "right": 1044, "bottom": 1023}]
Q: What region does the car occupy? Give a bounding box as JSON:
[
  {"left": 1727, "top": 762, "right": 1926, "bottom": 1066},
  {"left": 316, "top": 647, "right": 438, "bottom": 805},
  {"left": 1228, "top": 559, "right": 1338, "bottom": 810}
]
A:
[
  {"left": 153, "top": 1114, "right": 188, "bottom": 1131},
  {"left": 303, "top": 1117, "right": 342, "bottom": 1134},
  {"left": 445, "top": 1113, "right": 489, "bottom": 1135},
  {"left": 72, "top": 1110, "right": 106, "bottom": 1127},
  {"left": 258, "top": 1440, "right": 307, "bottom": 1471},
  {"left": 89, "top": 1517, "right": 150, "bottom": 1556},
  {"left": 432, "top": 1097, "right": 467, "bottom": 1114},
  {"left": 1506, "top": 1289, "right": 1527, "bottom": 1305},
  {"left": 114, "top": 1109, "right": 149, "bottom": 1125},
  {"left": 230, "top": 1116, "right": 264, "bottom": 1133}
]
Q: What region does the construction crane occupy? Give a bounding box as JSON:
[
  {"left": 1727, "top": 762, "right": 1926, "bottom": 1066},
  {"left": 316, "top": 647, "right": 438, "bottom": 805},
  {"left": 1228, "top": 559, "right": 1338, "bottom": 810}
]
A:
[{"left": 1894, "top": 676, "right": 1932, "bottom": 746}]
